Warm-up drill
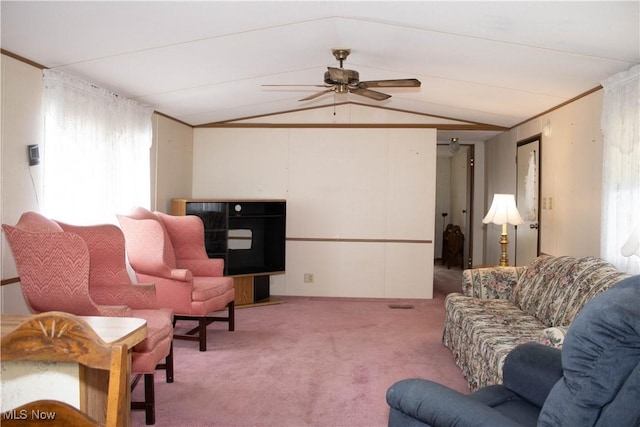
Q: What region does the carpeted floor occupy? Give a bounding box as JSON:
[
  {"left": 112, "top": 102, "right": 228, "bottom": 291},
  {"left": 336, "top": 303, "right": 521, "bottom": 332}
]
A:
[
  {"left": 433, "top": 260, "right": 464, "bottom": 295},
  {"left": 132, "top": 272, "right": 467, "bottom": 427}
]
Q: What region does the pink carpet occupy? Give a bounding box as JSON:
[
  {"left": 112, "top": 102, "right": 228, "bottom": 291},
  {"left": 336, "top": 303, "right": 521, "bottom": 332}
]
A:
[
  {"left": 132, "top": 290, "right": 468, "bottom": 426},
  {"left": 433, "top": 262, "right": 464, "bottom": 295}
]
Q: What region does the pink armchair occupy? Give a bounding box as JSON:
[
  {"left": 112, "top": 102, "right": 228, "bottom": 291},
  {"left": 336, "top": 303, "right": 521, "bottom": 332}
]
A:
[
  {"left": 2, "top": 212, "right": 174, "bottom": 425},
  {"left": 117, "top": 207, "right": 235, "bottom": 351}
]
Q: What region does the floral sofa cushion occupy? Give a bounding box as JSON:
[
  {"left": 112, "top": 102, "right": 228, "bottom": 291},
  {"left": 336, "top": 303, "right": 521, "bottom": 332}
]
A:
[
  {"left": 462, "top": 264, "right": 525, "bottom": 299},
  {"left": 514, "top": 255, "right": 626, "bottom": 326},
  {"left": 443, "top": 295, "right": 544, "bottom": 390},
  {"left": 443, "top": 255, "right": 629, "bottom": 391}
]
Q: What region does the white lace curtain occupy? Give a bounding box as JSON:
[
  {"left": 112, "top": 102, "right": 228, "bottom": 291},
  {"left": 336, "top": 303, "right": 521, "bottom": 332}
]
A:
[
  {"left": 42, "top": 69, "right": 153, "bottom": 224},
  {"left": 600, "top": 64, "right": 640, "bottom": 274}
]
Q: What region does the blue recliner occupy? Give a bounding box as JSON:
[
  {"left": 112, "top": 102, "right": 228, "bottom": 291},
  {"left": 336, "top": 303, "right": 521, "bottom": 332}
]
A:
[{"left": 386, "top": 275, "right": 640, "bottom": 427}]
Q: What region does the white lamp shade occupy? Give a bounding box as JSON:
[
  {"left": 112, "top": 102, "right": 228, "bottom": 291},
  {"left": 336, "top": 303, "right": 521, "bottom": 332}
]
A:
[{"left": 483, "top": 194, "right": 524, "bottom": 225}]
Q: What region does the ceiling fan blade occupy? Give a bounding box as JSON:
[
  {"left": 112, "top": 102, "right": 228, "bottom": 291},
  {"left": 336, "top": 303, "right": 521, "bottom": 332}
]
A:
[
  {"left": 359, "top": 78, "right": 421, "bottom": 88},
  {"left": 299, "top": 88, "right": 334, "bottom": 101},
  {"left": 262, "top": 84, "right": 329, "bottom": 87},
  {"left": 350, "top": 87, "right": 391, "bottom": 101}
]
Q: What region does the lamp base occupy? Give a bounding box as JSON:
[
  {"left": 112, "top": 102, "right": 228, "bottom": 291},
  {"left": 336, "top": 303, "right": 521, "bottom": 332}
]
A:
[{"left": 499, "top": 232, "right": 510, "bottom": 267}]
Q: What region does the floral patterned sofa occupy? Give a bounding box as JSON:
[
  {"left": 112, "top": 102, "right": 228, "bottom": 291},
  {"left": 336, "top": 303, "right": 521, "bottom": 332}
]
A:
[{"left": 442, "top": 255, "right": 629, "bottom": 391}]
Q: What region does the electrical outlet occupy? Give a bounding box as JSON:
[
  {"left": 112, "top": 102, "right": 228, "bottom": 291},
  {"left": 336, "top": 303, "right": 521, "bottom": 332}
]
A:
[{"left": 304, "top": 273, "right": 314, "bottom": 283}]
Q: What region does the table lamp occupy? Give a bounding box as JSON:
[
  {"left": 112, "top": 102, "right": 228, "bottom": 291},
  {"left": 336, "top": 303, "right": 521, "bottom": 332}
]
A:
[{"left": 483, "top": 194, "right": 524, "bottom": 266}]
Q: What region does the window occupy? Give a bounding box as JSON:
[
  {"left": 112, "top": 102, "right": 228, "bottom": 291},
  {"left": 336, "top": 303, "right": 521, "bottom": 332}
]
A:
[
  {"left": 42, "top": 70, "right": 152, "bottom": 224},
  {"left": 600, "top": 64, "right": 640, "bottom": 274}
]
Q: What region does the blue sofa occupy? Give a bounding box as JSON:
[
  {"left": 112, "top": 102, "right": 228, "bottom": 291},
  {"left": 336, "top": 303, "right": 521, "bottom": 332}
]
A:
[{"left": 386, "top": 274, "right": 640, "bottom": 427}]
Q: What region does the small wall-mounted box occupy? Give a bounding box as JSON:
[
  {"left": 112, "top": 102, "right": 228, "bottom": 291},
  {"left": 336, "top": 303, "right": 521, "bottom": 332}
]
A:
[{"left": 28, "top": 144, "right": 40, "bottom": 166}]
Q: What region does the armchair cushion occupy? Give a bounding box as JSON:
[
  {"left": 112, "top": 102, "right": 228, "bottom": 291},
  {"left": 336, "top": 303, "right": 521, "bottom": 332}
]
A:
[
  {"left": 131, "top": 308, "right": 173, "bottom": 354},
  {"left": 57, "top": 221, "right": 161, "bottom": 310},
  {"left": 131, "top": 331, "right": 173, "bottom": 375},
  {"left": 125, "top": 207, "right": 178, "bottom": 266},
  {"left": 155, "top": 212, "right": 208, "bottom": 260},
  {"left": 155, "top": 211, "right": 225, "bottom": 277},
  {"left": 192, "top": 276, "right": 235, "bottom": 302},
  {"left": 538, "top": 275, "right": 640, "bottom": 426},
  {"left": 57, "top": 222, "right": 132, "bottom": 285},
  {"left": 10, "top": 211, "right": 63, "bottom": 233},
  {"left": 116, "top": 215, "right": 178, "bottom": 275},
  {"left": 387, "top": 380, "right": 525, "bottom": 427},
  {"left": 90, "top": 283, "right": 159, "bottom": 310},
  {"left": 501, "top": 343, "right": 562, "bottom": 408}
]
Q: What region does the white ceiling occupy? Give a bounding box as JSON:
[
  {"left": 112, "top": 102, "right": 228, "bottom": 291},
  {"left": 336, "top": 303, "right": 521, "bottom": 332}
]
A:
[{"left": 2, "top": 1, "right": 638, "bottom": 143}]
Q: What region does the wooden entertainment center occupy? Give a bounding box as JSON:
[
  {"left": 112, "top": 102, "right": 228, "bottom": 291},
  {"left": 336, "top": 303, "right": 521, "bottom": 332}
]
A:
[{"left": 171, "top": 198, "right": 286, "bottom": 306}]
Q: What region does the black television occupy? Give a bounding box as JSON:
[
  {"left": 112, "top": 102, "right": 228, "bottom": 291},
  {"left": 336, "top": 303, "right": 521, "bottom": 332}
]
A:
[{"left": 185, "top": 200, "right": 286, "bottom": 276}]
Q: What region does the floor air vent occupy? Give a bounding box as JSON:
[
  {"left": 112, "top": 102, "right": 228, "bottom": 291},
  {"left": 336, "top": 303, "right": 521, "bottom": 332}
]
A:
[{"left": 388, "top": 304, "right": 415, "bottom": 310}]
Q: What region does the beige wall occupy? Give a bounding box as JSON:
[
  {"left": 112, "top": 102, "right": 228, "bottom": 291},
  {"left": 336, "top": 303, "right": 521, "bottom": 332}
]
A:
[
  {"left": 484, "top": 90, "right": 605, "bottom": 265},
  {"left": 152, "top": 114, "right": 193, "bottom": 213},
  {"left": 1, "top": 55, "right": 43, "bottom": 314},
  {"left": 193, "top": 127, "right": 437, "bottom": 299}
]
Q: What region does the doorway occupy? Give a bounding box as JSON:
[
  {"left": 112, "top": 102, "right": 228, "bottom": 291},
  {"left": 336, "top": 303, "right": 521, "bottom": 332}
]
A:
[
  {"left": 516, "top": 136, "right": 541, "bottom": 265},
  {"left": 435, "top": 144, "right": 474, "bottom": 269}
]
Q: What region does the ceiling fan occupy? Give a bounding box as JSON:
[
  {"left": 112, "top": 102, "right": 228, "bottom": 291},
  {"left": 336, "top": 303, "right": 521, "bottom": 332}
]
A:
[{"left": 263, "top": 48, "right": 421, "bottom": 101}]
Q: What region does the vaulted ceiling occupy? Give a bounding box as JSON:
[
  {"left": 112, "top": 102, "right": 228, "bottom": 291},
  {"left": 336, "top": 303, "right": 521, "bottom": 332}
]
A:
[{"left": 2, "top": 1, "right": 638, "bottom": 143}]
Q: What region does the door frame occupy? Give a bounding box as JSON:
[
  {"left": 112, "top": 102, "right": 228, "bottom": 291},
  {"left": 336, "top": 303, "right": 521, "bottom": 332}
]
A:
[
  {"left": 435, "top": 143, "right": 474, "bottom": 268},
  {"left": 516, "top": 134, "right": 542, "bottom": 263},
  {"left": 465, "top": 145, "right": 475, "bottom": 268}
]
